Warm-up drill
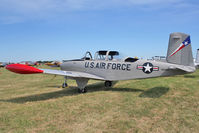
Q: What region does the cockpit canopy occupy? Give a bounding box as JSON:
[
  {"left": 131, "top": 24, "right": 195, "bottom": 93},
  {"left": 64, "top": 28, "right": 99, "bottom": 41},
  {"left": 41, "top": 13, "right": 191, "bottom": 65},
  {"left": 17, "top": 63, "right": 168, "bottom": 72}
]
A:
[
  {"left": 83, "top": 50, "right": 121, "bottom": 61},
  {"left": 82, "top": 50, "right": 139, "bottom": 62},
  {"left": 94, "top": 51, "right": 121, "bottom": 61}
]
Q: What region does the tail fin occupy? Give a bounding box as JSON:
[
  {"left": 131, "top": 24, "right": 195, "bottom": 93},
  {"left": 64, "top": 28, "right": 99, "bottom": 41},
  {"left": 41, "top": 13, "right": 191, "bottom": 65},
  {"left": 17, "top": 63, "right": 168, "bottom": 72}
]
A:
[{"left": 166, "top": 32, "right": 194, "bottom": 67}]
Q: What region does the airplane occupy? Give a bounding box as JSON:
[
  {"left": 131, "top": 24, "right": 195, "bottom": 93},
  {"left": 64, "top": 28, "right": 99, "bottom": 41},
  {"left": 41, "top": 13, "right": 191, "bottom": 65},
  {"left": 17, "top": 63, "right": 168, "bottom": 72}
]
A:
[
  {"left": 195, "top": 49, "right": 199, "bottom": 68},
  {"left": 6, "top": 32, "right": 196, "bottom": 93},
  {"left": 0, "top": 62, "right": 10, "bottom": 68},
  {"left": 19, "top": 61, "right": 38, "bottom": 66},
  {"left": 45, "top": 61, "right": 61, "bottom": 67}
]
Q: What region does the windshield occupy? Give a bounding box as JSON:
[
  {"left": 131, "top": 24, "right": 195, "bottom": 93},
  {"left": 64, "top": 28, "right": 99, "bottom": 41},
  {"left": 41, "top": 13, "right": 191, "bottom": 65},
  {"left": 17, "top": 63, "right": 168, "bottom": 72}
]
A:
[
  {"left": 94, "top": 51, "right": 125, "bottom": 61},
  {"left": 82, "top": 51, "right": 93, "bottom": 60}
]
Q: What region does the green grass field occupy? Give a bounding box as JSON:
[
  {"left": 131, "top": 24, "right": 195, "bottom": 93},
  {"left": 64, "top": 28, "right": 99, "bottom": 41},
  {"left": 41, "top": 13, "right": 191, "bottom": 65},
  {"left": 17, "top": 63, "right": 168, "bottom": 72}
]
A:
[{"left": 0, "top": 66, "right": 199, "bottom": 133}]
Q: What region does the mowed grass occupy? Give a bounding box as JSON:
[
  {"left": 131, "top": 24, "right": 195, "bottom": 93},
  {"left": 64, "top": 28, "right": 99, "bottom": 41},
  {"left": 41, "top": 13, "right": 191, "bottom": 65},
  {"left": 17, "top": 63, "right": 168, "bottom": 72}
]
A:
[{"left": 0, "top": 66, "right": 199, "bottom": 133}]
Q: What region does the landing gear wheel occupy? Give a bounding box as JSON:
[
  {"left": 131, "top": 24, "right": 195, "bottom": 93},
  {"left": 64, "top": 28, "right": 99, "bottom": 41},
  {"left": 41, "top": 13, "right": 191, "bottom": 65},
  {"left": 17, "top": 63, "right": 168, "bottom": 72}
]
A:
[
  {"left": 78, "top": 88, "right": 87, "bottom": 93},
  {"left": 62, "top": 76, "right": 68, "bottom": 88},
  {"left": 62, "top": 83, "right": 68, "bottom": 88},
  {"left": 105, "top": 81, "right": 112, "bottom": 87}
]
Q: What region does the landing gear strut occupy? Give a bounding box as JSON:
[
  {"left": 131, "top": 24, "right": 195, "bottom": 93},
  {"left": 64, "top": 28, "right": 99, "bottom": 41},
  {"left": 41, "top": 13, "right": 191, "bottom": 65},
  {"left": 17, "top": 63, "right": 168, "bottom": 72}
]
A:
[
  {"left": 62, "top": 76, "right": 68, "bottom": 88},
  {"left": 105, "top": 81, "right": 112, "bottom": 87}
]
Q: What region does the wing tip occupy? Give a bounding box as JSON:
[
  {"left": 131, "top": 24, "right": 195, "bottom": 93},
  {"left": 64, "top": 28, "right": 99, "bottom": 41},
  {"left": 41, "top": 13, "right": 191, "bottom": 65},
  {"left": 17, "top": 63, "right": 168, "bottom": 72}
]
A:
[{"left": 6, "top": 64, "right": 43, "bottom": 74}]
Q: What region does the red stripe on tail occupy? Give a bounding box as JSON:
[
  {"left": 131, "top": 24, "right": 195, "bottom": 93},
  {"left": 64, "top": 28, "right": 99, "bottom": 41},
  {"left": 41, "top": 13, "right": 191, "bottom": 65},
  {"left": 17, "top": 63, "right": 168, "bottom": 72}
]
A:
[{"left": 170, "top": 45, "right": 185, "bottom": 57}]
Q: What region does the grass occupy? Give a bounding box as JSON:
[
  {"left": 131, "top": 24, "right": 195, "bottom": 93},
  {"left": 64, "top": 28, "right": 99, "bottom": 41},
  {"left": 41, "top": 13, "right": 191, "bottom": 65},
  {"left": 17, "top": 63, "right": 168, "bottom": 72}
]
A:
[{"left": 0, "top": 66, "right": 199, "bottom": 133}]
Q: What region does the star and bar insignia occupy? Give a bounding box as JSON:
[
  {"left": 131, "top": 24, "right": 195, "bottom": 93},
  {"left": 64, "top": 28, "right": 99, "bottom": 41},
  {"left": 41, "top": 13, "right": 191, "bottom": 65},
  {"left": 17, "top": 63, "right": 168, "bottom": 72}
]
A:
[{"left": 137, "top": 62, "right": 159, "bottom": 74}]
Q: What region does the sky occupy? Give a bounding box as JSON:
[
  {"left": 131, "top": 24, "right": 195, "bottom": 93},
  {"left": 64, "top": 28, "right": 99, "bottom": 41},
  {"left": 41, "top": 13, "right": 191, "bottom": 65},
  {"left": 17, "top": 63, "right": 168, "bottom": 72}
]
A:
[{"left": 0, "top": 0, "right": 199, "bottom": 62}]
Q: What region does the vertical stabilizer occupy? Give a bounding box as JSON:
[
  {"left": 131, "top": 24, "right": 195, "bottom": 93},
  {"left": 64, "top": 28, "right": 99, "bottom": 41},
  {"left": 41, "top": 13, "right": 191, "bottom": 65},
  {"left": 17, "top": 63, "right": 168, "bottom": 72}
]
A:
[{"left": 166, "top": 32, "right": 194, "bottom": 67}]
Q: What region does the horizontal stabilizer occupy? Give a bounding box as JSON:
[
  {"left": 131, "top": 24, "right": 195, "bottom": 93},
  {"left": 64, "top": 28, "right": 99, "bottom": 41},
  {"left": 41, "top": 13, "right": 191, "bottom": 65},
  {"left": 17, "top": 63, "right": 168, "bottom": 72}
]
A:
[{"left": 168, "top": 65, "right": 196, "bottom": 73}]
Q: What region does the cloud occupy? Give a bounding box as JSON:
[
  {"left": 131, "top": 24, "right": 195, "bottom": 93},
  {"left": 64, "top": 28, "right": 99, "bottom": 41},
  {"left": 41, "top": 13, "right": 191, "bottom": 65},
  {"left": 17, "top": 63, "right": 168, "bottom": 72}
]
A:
[{"left": 0, "top": 0, "right": 197, "bottom": 24}]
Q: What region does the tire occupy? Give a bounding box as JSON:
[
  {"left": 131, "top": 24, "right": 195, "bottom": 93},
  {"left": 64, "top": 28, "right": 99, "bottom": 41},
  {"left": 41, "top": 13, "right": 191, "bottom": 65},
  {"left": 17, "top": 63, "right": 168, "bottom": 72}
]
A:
[
  {"left": 83, "top": 88, "right": 87, "bottom": 93},
  {"left": 62, "top": 83, "right": 68, "bottom": 88},
  {"left": 105, "top": 81, "right": 112, "bottom": 87},
  {"left": 78, "top": 88, "right": 87, "bottom": 93}
]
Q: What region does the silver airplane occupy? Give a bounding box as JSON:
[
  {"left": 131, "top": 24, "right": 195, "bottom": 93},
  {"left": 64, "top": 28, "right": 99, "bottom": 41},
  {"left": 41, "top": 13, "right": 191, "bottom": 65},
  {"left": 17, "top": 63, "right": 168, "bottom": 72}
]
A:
[
  {"left": 6, "top": 32, "right": 196, "bottom": 93},
  {"left": 195, "top": 49, "right": 199, "bottom": 68}
]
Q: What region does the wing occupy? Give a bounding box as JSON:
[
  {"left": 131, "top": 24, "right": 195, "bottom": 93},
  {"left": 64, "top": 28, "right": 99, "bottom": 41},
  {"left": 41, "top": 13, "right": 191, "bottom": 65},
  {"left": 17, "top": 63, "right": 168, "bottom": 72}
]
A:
[
  {"left": 6, "top": 64, "right": 104, "bottom": 80},
  {"left": 41, "top": 69, "right": 104, "bottom": 80}
]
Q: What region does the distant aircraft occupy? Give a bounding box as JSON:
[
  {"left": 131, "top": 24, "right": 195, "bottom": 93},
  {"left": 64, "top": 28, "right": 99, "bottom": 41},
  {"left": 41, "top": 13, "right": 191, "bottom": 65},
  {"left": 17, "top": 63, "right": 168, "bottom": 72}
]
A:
[
  {"left": 195, "top": 49, "right": 199, "bottom": 68},
  {"left": 0, "top": 62, "right": 10, "bottom": 68},
  {"left": 6, "top": 33, "right": 196, "bottom": 93},
  {"left": 0, "top": 63, "right": 3, "bottom": 68},
  {"left": 45, "top": 61, "right": 61, "bottom": 67},
  {"left": 18, "top": 61, "right": 38, "bottom": 66}
]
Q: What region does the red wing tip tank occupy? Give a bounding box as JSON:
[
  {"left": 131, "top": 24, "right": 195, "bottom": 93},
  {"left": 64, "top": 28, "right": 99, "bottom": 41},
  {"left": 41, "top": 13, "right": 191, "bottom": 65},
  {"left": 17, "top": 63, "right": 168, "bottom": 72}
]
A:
[
  {"left": 6, "top": 33, "right": 196, "bottom": 93},
  {"left": 6, "top": 64, "right": 43, "bottom": 74}
]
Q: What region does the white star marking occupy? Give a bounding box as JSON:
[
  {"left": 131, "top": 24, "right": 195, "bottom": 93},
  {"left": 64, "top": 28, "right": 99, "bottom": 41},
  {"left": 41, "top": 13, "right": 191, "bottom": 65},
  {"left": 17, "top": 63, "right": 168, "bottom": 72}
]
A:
[
  {"left": 144, "top": 63, "right": 152, "bottom": 72},
  {"left": 184, "top": 41, "right": 188, "bottom": 45}
]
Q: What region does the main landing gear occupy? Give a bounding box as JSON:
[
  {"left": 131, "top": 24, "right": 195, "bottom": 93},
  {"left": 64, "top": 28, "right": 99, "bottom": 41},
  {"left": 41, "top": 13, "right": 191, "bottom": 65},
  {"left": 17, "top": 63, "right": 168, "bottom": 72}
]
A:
[
  {"left": 105, "top": 81, "right": 112, "bottom": 87},
  {"left": 76, "top": 78, "right": 89, "bottom": 93},
  {"left": 62, "top": 77, "right": 88, "bottom": 93},
  {"left": 62, "top": 78, "right": 113, "bottom": 93}
]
